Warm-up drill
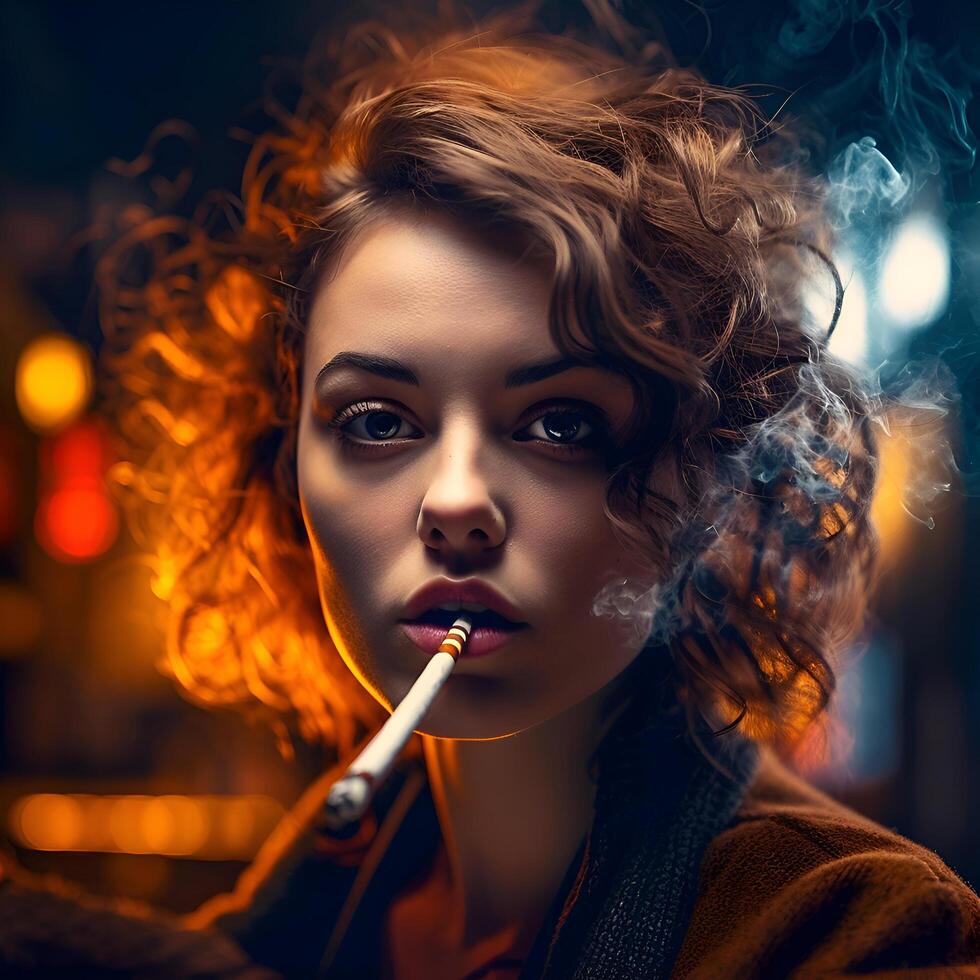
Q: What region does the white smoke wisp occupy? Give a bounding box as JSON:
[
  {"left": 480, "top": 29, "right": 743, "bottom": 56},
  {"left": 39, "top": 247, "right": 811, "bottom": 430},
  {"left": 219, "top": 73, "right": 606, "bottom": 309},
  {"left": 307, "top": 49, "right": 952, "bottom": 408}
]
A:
[
  {"left": 591, "top": 575, "right": 666, "bottom": 646},
  {"left": 868, "top": 356, "right": 962, "bottom": 529},
  {"left": 827, "top": 136, "right": 912, "bottom": 233}
]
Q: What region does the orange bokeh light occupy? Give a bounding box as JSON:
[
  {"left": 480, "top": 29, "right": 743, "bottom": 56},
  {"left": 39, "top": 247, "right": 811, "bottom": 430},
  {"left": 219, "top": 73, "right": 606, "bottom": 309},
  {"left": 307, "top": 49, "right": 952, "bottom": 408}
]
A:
[{"left": 8, "top": 793, "right": 283, "bottom": 860}]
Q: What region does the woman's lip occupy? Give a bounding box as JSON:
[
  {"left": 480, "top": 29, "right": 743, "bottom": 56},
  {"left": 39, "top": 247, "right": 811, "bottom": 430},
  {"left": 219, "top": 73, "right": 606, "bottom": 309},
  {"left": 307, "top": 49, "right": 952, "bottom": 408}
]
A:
[
  {"left": 401, "top": 579, "right": 526, "bottom": 623},
  {"left": 399, "top": 621, "right": 529, "bottom": 658}
]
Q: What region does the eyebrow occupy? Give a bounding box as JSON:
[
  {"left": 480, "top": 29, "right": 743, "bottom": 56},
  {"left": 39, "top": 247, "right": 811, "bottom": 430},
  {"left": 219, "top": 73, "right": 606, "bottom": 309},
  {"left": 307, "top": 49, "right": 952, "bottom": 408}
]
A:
[{"left": 314, "top": 351, "right": 623, "bottom": 392}]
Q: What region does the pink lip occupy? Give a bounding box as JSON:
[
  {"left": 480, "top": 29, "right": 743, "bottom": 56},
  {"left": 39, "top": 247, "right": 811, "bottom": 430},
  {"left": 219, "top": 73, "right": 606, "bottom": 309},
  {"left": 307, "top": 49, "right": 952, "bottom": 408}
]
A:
[
  {"left": 401, "top": 577, "right": 526, "bottom": 625},
  {"left": 399, "top": 621, "right": 528, "bottom": 658}
]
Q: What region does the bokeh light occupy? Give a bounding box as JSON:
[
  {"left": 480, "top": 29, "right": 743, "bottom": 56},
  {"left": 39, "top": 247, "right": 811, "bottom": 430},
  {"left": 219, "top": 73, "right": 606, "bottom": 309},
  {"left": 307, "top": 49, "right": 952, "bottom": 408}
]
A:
[
  {"left": 870, "top": 423, "right": 914, "bottom": 566},
  {"left": 12, "top": 794, "right": 86, "bottom": 851},
  {"left": 878, "top": 213, "right": 951, "bottom": 331},
  {"left": 801, "top": 250, "right": 870, "bottom": 368},
  {"left": 35, "top": 486, "right": 119, "bottom": 563},
  {"left": 34, "top": 417, "right": 119, "bottom": 563},
  {"left": 7, "top": 793, "right": 284, "bottom": 860},
  {"left": 14, "top": 334, "right": 94, "bottom": 433},
  {"left": 826, "top": 256, "right": 869, "bottom": 367}
]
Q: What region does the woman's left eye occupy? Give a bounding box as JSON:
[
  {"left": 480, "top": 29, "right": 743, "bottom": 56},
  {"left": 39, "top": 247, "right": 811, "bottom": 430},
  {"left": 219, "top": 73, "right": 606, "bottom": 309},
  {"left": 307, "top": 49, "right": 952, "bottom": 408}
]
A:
[
  {"left": 326, "top": 399, "right": 608, "bottom": 456},
  {"left": 513, "top": 403, "right": 605, "bottom": 454}
]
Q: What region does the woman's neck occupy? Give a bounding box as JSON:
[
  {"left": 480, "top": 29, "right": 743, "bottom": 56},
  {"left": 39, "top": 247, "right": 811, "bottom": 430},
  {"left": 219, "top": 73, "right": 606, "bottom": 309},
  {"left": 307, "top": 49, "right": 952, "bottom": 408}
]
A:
[{"left": 419, "top": 676, "right": 630, "bottom": 950}]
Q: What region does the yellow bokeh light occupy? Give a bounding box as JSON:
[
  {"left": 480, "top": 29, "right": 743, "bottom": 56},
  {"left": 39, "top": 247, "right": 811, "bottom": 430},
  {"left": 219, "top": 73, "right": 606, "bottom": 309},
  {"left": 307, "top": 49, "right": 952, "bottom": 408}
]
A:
[{"left": 15, "top": 334, "right": 93, "bottom": 432}]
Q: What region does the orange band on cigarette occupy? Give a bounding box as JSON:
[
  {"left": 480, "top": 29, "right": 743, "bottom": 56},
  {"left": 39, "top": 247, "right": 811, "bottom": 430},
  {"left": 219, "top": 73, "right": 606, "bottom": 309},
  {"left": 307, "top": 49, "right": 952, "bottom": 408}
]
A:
[
  {"left": 438, "top": 622, "right": 471, "bottom": 660},
  {"left": 438, "top": 638, "right": 462, "bottom": 659}
]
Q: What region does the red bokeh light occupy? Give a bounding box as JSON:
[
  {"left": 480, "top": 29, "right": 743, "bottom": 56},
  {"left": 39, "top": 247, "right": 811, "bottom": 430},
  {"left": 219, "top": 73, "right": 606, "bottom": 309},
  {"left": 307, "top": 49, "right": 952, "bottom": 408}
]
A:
[
  {"left": 35, "top": 416, "right": 119, "bottom": 563},
  {"left": 35, "top": 487, "right": 119, "bottom": 563},
  {"left": 48, "top": 421, "right": 110, "bottom": 488}
]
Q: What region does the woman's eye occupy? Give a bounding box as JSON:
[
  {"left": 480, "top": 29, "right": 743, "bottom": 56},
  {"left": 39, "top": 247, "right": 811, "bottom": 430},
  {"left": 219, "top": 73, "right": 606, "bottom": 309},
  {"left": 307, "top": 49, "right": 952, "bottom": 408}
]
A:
[
  {"left": 326, "top": 400, "right": 422, "bottom": 450},
  {"left": 515, "top": 407, "right": 601, "bottom": 452}
]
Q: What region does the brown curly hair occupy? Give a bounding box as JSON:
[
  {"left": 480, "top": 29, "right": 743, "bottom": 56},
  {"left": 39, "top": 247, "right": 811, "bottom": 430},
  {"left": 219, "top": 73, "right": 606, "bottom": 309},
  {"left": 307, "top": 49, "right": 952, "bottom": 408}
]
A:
[{"left": 97, "top": 3, "right": 879, "bottom": 767}]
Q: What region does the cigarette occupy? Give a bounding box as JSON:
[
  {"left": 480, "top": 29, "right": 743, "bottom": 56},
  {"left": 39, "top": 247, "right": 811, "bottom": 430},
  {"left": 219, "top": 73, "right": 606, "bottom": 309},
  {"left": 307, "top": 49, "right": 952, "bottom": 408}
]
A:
[{"left": 321, "top": 614, "right": 474, "bottom": 830}]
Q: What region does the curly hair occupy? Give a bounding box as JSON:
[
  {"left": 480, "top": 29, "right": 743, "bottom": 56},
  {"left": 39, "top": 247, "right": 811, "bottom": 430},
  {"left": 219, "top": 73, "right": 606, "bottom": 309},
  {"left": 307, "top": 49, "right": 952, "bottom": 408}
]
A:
[{"left": 97, "top": 4, "right": 879, "bottom": 767}]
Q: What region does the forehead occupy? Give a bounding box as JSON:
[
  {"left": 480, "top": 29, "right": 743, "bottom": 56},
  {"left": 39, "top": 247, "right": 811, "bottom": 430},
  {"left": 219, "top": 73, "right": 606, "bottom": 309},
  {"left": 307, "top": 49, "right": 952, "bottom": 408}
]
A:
[{"left": 305, "top": 209, "right": 559, "bottom": 375}]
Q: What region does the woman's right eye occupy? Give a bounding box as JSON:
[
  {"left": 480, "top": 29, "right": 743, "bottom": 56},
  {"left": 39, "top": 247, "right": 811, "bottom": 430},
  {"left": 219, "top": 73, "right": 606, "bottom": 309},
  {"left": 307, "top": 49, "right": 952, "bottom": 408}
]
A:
[{"left": 326, "top": 400, "right": 422, "bottom": 451}]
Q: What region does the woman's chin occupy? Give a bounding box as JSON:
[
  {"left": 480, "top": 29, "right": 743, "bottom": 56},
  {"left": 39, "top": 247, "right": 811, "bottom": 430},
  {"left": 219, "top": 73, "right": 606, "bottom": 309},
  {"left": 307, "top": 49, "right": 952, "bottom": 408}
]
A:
[
  {"left": 413, "top": 717, "right": 528, "bottom": 740},
  {"left": 369, "top": 669, "right": 535, "bottom": 740}
]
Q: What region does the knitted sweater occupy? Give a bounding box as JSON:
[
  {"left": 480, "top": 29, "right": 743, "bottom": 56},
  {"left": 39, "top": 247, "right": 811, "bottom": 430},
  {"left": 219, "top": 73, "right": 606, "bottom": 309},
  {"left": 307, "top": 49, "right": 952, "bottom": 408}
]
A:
[{"left": 675, "top": 749, "right": 980, "bottom": 977}]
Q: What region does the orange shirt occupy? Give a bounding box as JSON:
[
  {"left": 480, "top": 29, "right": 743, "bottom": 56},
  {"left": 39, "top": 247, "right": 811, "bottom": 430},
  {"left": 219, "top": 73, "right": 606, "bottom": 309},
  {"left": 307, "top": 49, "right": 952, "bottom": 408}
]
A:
[{"left": 381, "top": 839, "right": 538, "bottom": 980}]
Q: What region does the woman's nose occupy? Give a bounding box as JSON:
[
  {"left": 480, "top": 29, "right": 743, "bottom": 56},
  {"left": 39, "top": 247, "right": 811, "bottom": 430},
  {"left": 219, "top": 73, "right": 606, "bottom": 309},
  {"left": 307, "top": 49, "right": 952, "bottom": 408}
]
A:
[{"left": 416, "top": 427, "right": 506, "bottom": 557}]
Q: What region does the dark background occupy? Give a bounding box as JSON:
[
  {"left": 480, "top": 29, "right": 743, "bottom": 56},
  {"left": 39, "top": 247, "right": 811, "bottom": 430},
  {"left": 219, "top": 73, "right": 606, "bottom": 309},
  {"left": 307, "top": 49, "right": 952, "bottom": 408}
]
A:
[{"left": 0, "top": 0, "right": 977, "bottom": 911}]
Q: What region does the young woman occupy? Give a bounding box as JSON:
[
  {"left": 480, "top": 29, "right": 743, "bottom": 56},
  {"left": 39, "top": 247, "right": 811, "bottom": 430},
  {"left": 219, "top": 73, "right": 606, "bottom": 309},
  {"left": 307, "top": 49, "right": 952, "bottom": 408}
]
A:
[{"left": 2, "top": 5, "right": 977, "bottom": 978}]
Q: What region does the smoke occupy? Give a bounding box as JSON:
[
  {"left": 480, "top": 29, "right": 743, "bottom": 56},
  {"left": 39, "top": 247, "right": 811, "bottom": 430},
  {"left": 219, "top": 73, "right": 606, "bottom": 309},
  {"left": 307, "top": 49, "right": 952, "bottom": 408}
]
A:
[
  {"left": 870, "top": 353, "right": 979, "bottom": 524},
  {"left": 591, "top": 354, "right": 969, "bottom": 642},
  {"left": 826, "top": 136, "right": 910, "bottom": 232},
  {"left": 756, "top": 0, "right": 978, "bottom": 186}
]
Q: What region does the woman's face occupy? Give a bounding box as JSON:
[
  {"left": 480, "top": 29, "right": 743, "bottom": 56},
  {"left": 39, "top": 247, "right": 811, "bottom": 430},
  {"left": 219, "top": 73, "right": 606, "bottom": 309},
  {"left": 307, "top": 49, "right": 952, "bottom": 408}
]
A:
[{"left": 297, "top": 208, "right": 658, "bottom": 739}]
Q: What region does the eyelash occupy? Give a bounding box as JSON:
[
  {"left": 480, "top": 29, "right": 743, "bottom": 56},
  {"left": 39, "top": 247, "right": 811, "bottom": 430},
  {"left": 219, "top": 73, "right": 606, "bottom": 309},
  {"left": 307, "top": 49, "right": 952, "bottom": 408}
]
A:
[{"left": 325, "top": 399, "right": 611, "bottom": 458}]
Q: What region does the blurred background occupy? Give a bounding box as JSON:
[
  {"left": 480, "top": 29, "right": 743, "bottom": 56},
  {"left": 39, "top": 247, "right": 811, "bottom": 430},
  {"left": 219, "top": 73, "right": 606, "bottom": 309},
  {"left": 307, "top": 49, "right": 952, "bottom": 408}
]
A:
[{"left": 0, "top": 0, "right": 977, "bottom": 913}]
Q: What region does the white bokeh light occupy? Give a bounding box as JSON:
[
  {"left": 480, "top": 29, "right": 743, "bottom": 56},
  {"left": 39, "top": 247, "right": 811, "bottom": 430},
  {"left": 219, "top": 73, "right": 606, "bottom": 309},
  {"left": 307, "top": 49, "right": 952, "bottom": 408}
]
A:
[
  {"left": 828, "top": 252, "right": 869, "bottom": 366},
  {"left": 804, "top": 250, "right": 869, "bottom": 367},
  {"left": 878, "top": 213, "right": 950, "bottom": 331}
]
